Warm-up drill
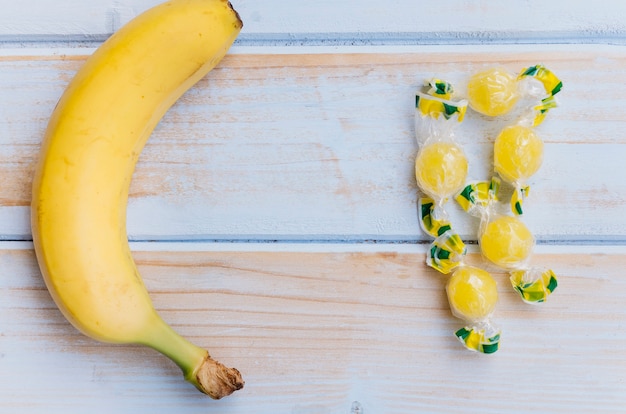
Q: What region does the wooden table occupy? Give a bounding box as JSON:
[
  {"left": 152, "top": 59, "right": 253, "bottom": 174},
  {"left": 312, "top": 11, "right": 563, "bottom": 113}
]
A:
[{"left": 2, "top": 1, "right": 626, "bottom": 412}]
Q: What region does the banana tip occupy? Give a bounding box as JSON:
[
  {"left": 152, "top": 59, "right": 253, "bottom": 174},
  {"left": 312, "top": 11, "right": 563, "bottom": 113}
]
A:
[
  {"left": 195, "top": 354, "right": 244, "bottom": 399},
  {"left": 227, "top": 1, "right": 243, "bottom": 29}
]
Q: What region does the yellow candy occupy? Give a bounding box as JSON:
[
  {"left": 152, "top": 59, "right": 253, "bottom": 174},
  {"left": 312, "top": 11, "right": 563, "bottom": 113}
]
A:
[
  {"left": 446, "top": 266, "right": 498, "bottom": 323},
  {"left": 480, "top": 216, "right": 534, "bottom": 269},
  {"left": 494, "top": 125, "right": 544, "bottom": 184},
  {"left": 415, "top": 142, "right": 468, "bottom": 200},
  {"left": 468, "top": 68, "right": 519, "bottom": 116}
]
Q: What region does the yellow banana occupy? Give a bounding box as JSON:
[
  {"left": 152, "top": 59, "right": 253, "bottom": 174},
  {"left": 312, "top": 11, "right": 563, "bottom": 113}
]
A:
[{"left": 31, "top": 0, "right": 243, "bottom": 399}]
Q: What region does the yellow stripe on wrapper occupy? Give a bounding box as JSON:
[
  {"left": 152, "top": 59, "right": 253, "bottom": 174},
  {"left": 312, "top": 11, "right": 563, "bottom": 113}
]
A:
[
  {"left": 519, "top": 65, "right": 562, "bottom": 126},
  {"left": 511, "top": 185, "right": 530, "bottom": 216},
  {"left": 455, "top": 326, "right": 501, "bottom": 354},
  {"left": 426, "top": 78, "right": 454, "bottom": 99},
  {"left": 418, "top": 197, "right": 453, "bottom": 238},
  {"left": 415, "top": 92, "right": 468, "bottom": 122},
  {"left": 427, "top": 230, "right": 466, "bottom": 274},
  {"left": 455, "top": 178, "right": 500, "bottom": 213},
  {"left": 519, "top": 64, "right": 563, "bottom": 97},
  {"left": 531, "top": 95, "right": 560, "bottom": 127},
  {"left": 510, "top": 268, "right": 558, "bottom": 304}
]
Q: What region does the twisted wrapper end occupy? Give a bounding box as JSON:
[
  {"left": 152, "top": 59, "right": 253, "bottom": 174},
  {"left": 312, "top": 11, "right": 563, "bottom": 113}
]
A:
[
  {"left": 426, "top": 229, "right": 467, "bottom": 275},
  {"left": 418, "top": 197, "right": 452, "bottom": 239},
  {"left": 455, "top": 322, "right": 501, "bottom": 354},
  {"left": 511, "top": 185, "right": 530, "bottom": 216},
  {"left": 510, "top": 268, "right": 558, "bottom": 304},
  {"left": 517, "top": 64, "right": 563, "bottom": 126},
  {"left": 455, "top": 177, "right": 501, "bottom": 233},
  {"left": 415, "top": 79, "right": 468, "bottom": 146}
]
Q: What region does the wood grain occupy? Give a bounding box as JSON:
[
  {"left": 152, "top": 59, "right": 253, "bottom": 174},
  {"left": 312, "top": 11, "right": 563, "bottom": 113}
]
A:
[
  {"left": 1, "top": 244, "right": 624, "bottom": 413},
  {"left": 2, "top": 2, "right": 625, "bottom": 412},
  {"left": 1, "top": 0, "right": 626, "bottom": 44},
  {"left": 1, "top": 46, "right": 625, "bottom": 241}
]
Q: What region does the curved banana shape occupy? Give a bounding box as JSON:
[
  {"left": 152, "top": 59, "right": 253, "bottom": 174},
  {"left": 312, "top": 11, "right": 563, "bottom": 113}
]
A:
[{"left": 31, "top": 0, "right": 243, "bottom": 399}]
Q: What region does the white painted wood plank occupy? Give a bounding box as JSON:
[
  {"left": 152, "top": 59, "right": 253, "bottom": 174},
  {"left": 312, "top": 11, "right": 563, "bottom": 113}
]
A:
[
  {"left": 1, "top": 244, "right": 624, "bottom": 413},
  {"left": 0, "top": 0, "right": 625, "bottom": 43},
  {"left": 0, "top": 45, "right": 624, "bottom": 242}
]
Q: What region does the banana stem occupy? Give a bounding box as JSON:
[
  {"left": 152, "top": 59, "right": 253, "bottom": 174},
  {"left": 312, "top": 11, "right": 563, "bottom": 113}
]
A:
[{"left": 140, "top": 314, "right": 244, "bottom": 399}]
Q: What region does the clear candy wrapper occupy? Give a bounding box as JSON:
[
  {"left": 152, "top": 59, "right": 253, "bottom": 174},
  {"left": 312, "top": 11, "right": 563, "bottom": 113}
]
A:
[
  {"left": 467, "top": 64, "right": 562, "bottom": 121},
  {"left": 413, "top": 69, "right": 562, "bottom": 353},
  {"left": 493, "top": 124, "right": 543, "bottom": 215},
  {"left": 456, "top": 177, "right": 558, "bottom": 304},
  {"left": 414, "top": 79, "right": 468, "bottom": 238},
  {"left": 414, "top": 81, "right": 501, "bottom": 353},
  {"left": 510, "top": 268, "right": 558, "bottom": 304},
  {"left": 468, "top": 64, "right": 563, "bottom": 215},
  {"left": 427, "top": 230, "right": 501, "bottom": 354}
]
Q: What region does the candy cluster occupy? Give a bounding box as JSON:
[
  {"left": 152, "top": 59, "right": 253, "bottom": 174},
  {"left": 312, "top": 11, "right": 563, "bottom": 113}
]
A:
[
  {"left": 469, "top": 65, "right": 563, "bottom": 215},
  {"left": 414, "top": 65, "right": 563, "bottom": 353},
  {"left": 415, "top": 80, "right": 501, "bottom": 354}
]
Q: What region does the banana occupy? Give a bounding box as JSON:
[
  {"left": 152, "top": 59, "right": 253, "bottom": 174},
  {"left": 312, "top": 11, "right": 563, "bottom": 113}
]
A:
[{"left": 31, "top": 0, "right": 243, "bottom": 399}]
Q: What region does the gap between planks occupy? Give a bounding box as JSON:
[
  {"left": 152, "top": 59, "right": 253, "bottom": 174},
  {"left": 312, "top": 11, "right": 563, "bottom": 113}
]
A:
[
  {"left": 1, "top": 42, "right": 625, "bottom": 59},
  {"left": 1, "top": 240, "right": 624, "bottom": 255}
]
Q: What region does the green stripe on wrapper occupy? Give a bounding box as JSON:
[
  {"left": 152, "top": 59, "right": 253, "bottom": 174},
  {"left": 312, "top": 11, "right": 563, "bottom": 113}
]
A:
[
  {"left": 427, "top": 79, "right": 455, "bottom": 98},
  {"left": 426, "top": 230, "right": 466, "bottom": 274},
  {"left": 510, "top": 268, "right": 558, "bottom": 304},
  {"left": 455, "top": 178, "right": 500, "bottom": 213},
  {"left": 546, "top": 271, "right": 558, "bottom": 292},
  {"left": 418, "top": 197, "right": 453, "bottom": 238},
  {"left": 519, "top": 64, "right": 563, "bottom": 97},
  {"left": 518, "top": 64, "right": 562, "bottom": 126},
  {"left": 532, "top": 95, "right": 560, "bottom": 126},
  {"left": 551, "top": 81, "right": 563, "bottom": 96},
  {"left": 454, "top": 326, "right": 501, "bottom": 354},
  {"left": 415, "top": 91, "right": 468, "bottom": 122},
  {"left": 511, "top": 186, "right": 530, "bottom": 216},
  {"left": 456, "top": 184, "right": 474, "bottom": 212}
]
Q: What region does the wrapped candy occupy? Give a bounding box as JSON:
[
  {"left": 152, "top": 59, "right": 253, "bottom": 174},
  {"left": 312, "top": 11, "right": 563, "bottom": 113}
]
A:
[
  {"left": 510, "top": 268, "right": 558, "bottom": 304},
  {"left": 456, "top": 178, "right": 558, "bottom": 304},
  {"left": 468, "top": 64, "right": 563, "bottom": 214},
  {"left": 467, "top": 67, "right": 520, "bottom": 117},
  {"left": 415, "top": 79, "right": 501, "bottom": 353},
  {"left": 428, "top": 229, "right": 501, "bottom": 353},
  {"left": 467, "top": 64, "right": 562, "bottom": 119},
  {"left": 447, "top": 266, "right": 500, "bottom": 354},
  {"left": 414, "top": 79, "right": 468, "bottom": 238},
  {"left": 413, "top": 68, "right": 562, "bottom": 353},
  {"left": 493, "top": 124, "right": 544, "bottom": 214},
  {"left": 459, "top": 64, "right": 562, "bottom": 303}
]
